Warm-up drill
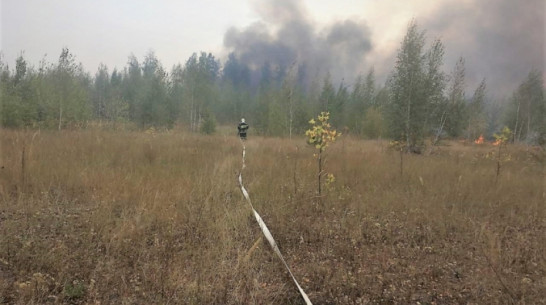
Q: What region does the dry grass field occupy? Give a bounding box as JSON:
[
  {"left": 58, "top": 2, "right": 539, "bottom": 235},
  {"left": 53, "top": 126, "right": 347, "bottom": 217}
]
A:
[{"left": 0, "top": 129, "right": 544, "bottom": 304}]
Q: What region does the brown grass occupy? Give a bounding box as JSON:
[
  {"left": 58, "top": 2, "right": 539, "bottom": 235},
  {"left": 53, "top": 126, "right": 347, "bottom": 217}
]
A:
[{"left": 0, "top": 129, "right": 544, "bottom": 304}]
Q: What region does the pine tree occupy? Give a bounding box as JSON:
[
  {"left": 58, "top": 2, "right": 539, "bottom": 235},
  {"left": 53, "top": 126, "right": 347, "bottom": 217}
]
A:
[
  {"left": 319, "top": 72, "right": 336, "bottom": 114},
  {"left": 182, "top": 52, "right": 220, "bottom": 132},
  {"left": 107, "top": 69, "right": 129, "bottom": 128},
  {"left": 200, "top": 107, "right": 216, "bottom": 134},
  {"left": 93, "top": 64, "right": 110, "bottom": 121}
]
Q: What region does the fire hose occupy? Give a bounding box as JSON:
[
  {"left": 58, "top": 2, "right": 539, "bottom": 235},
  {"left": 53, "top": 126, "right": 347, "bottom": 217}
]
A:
[{"left": 237, "top": 139, "right": 313, "bottom": 305}]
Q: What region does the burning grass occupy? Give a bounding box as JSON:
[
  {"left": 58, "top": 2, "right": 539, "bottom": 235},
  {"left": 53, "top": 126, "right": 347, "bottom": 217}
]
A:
[{"left": 0, "top": 129, "right": 545, "bottom": 304}]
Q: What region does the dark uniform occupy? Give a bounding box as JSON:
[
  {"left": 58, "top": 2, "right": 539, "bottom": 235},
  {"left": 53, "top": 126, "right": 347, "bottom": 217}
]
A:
[{"left": 238, "top": 119, "right": 249, "bottom": 140}]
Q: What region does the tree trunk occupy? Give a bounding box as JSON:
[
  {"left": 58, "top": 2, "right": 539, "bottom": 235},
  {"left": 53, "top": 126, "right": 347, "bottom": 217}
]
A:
[
  {"left": 21, "top": 145, "right": 26, "bottom": 190},
  {"left": 318, "top": 149, "right": 322, "bottom": 196},
  {"left": 406, "top": 98, "right": 411, "bottom": 151},
  {"left": 406, "top": 74, "right": 414, "bottom": 152},
  {"left": 198, "top": 106, "right": 202, "bottom": 131},
  {"left": 399, "top": 148, "right": 404, "bottom": 177},
  {"left": 433, "top": 110, "right": 447, "bottom": 146},
  {"left": 190, "top": 83, "right": 195, "bottom": 132},
  {"left": 527, "top": 107, "right": 531, "bottom": 141},
  {"left": 513, "top": 99, "right": 520, "bottom": 142},
  {"left": 288, "top": 88, "right": 293, "bottom": 139},
  {"left": 58, "top": 104, "right": 63, "bottom": 130}
]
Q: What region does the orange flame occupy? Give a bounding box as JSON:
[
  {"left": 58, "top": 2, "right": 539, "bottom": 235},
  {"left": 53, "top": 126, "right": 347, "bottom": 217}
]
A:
[
  {"left": 492, "top": 139, "right": 502, "bottom": 146},
  {"left": 474, "top": 135, "right": 484, "bottom": 144}
]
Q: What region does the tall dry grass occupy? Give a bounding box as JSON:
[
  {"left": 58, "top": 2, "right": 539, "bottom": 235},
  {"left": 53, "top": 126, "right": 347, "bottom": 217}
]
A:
[{"left": 0, "top": 129, "right": 544, "bottom": 304}]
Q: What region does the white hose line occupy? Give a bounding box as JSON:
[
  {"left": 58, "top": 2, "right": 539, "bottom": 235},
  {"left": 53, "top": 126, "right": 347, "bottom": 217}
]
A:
[{"left": 238, "top": 140, "right": 313, "bottom": 305}]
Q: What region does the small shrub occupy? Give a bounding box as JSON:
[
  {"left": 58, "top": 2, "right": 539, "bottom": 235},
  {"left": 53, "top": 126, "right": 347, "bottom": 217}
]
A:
[
  {"left": 305, "top": 112, "right": 340, "bottom": 196},
  {"left": 200, "top": 110, "right": 216, "bottom": 135},
  {"left": 64, "top": 281, "right": 85, "bottom": 300}
]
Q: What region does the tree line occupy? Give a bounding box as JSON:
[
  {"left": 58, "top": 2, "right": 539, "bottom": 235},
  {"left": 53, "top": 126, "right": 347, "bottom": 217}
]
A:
[{"left": 1, "top": 21, "right": 544, "bottom": 146}]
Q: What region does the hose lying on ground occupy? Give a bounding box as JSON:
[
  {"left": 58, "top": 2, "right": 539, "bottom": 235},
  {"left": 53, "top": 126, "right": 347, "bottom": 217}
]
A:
[{"left": 237, "top": 139, "right": 312, "bottom": 305}]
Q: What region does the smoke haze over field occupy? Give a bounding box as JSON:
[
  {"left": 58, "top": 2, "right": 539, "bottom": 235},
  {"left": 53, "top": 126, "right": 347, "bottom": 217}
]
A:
[
  {"left": 223, "top": 0, "right": 372, "bottom": 86},
  {"left": 421, "top": 0, "right": 545, "bottom": 96},
  {"left": 1, "top": 0, "right": 543, "bottom": 95},
  {"left": 224, "top": 0, "right": 544, "bottom": 95}
]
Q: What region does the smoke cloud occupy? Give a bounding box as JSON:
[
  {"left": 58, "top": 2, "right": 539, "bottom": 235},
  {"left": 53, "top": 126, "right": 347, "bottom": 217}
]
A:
[
  {"left": 421, "top": 0, "right": 544, "bottom": 96},
  {"left": 223, "top": 0, "right": 372, "bottom": 87},
  {"left": 224, "top": 0, "right": 543, "bottom": 96}
]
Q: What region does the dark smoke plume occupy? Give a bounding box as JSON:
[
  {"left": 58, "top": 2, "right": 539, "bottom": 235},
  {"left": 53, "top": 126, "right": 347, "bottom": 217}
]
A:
[
  {"left": 223, "top": 0, "right": 372, "bottom": 88},
  {"left": 421, "top": 0, "right": 544, "bottom": 96},
  {"left": 223, "top": 0, "right": 543, "bottom": 96}
]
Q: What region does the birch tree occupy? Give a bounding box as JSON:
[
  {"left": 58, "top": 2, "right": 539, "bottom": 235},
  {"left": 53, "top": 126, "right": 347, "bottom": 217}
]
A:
[
  {"left": 506, "top": 70, "right": 544, "bottom": 143},
  {"left": 465, "top": 78, "right": 487, "bottom": 140},
  {"left": 386, "top": 20, "right": 426, "bottom": 152},
  {"left": 434, "top": 57, "right": 465, "bottom": 143},
  {"left": 52, "top": 48, "right": 90, "bottom": 129}
]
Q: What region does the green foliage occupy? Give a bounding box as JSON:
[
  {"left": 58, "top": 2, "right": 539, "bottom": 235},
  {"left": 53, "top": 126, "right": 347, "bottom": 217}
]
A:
[
  {"left": 305, "top": 111, "right": 340, "bottom": 196},
  {"left": 465, "top": 78, "right": 488, "bottom": 140},
  {"left": 182, "top": 52, "right": 220, "bottom": 131},
  {"left": 347, "top": 68, "right": 378, "bottom": 135},
  {"left": 361, "top": 107, "right": 386, "bottom": 139},
  {"left": 63, "top": 281, "right": 85, "bottom": 300},
  {"left": 0, "top": 49, "right": 92, "bottom": 129},
  {"left": 494, "top": 126, "right": 512, "bottom": 145},
  {"left": 505, "top": 70, "right": 545, "bottom": 144},
  {"left": 442, "top": 57, "right": 466, "bottom": 138},
  {"left": 422, "top": 39, "right": 448, "bottom": 131},
  {"left": 493, "top": 126, "right": 512, "bottom": 183},
  {"left": 1, "top": 33, "right": 543, "bottom": 142},
  {"left": 132, "top": 51, "right": 171, "bottom": 128},
  {"left": 200, "top": 108, "right": 216, "bottom": 134},
  {"left": 386, "top": 20, "right": 429, "bottom": 151},
  {"left": 319, "top": 73, "right": 336, "bottom": 116},
  {"left": 332, "top": 82, "right": 349, "bottom": 128},
  {"left": 305, "top": 112, "right": 340, "bottom": 152},
  {"left": 266, "top": 100, "right": 286, "bottom": 136},
  {"left": 52, "top": 48, "right": 91, "bottom": 129}
]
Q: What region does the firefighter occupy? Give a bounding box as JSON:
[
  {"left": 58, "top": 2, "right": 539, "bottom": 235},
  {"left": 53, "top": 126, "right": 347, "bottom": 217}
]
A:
[{"left": 238, "top": 118, "right": 249, "bottom": 140}]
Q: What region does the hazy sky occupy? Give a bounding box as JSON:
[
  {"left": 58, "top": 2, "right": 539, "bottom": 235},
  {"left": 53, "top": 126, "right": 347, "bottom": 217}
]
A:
[{"left": 1, "top": 0, "right": 544, "bottom": 95}]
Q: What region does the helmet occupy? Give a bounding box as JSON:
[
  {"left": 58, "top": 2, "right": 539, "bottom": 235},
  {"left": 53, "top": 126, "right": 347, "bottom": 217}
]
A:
[{"left": 241, "top": 118, "right": 245, "bottom": 123}]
